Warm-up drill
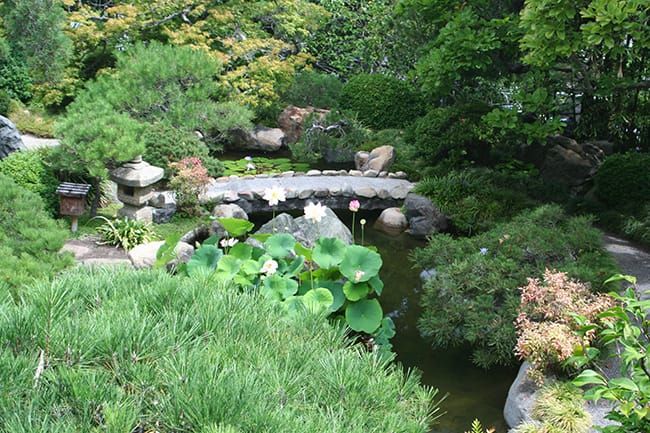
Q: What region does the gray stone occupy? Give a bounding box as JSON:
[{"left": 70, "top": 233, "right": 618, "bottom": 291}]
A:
[
  {"left": 357, "top": 145, "right": 395, "bottom": 172},
  {"left": 212, "top": 203, "right": 248, "bottom": 220},
  {"left": 390, "top": 184, "right": 411, "bottom": 200},
  {"left": 394, "top": 171, "right": 407, "bottom": 179},
  {"left": 363, "top": 170, "right": 379, "bottom": 177},
  {"left": 375, "top": 207, "right": 408, "bottom": 234},
  {"left": 349, "top": 170, "right": 363, "bottom": 177},
  {"left": 149, "top": 191, "right": 176, "bottom": 208},
  {"left": 329, "top": 186, "right": 342, "bottom": 196},
  {"left": 541, "top": 136, "right": 604, "bottom": 188},
  {"left": 257, "top": 208, "right": 352, "bottom": 247},
  {"left": 403, "top": 193, "right": 448, "bottom": 239},
  {"left": 298, "top": 189, "right": 314, "bottom": 199},
  {"left": 118, "top": 205, "right": 154, "bottom": 223},
  {"left": 0, "top": 115, "right": 26, "bottom": 159},
  {"left": 238, "top": 190, "right": 254, "bottom": 200},
  {"left": 306, "top": 169, "right": 322, "bottom": 176},
  {"left": 129, "top": 241, "right": 194, "bottom": 269},
  {"left": 378, "top": 171, "right": 388, "bottom": 178},
  {"left": 314, "top": 188, "right": 329, "bottom": 198},
  {"left": 277, "top": 105, "right": 329, "bottom": 144},
  {"left": 337, "top": 170, "right": 348, "bottom": 176},
  {"left": 322, "top": 170, "right": 338, "bottom": 176},
  {"left": 153, "top": 206, "right": 176, "bottom": 224},
  {"left": 354, "top": 187, "right": 377, "bottom": 198},
  {"left": 255, "top": 173, "right": 269, "bottom": 178},
  {"left": 230, "top": 126, "right": 284, "bottom": 152},
  {"left": 281, "top": 171, "right": 295, "bottom": 177},
  {"left": 376, "top": 188, "right": 391, "bottom": 199},
  {"left": 110, "top": 157, "right": 164, "bottom": 188},
  {"left": 60, "top": 237, "right": 131, "bottom": 267}
]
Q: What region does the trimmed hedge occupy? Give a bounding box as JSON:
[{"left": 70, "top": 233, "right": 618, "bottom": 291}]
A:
[
  {"left": 595, "top": 152, "right": 650, "bottom": 212},
  {"left": 0, "top": 173, "right": 72, "bottom": 294},
  {"left": 0, "top": 267, "right": 439, "bottom": 432},
  {"left": 339, "top": 73, "right": 424, "bottom": 129}
]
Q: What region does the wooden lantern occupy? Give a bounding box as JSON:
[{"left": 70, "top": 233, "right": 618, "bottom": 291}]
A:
[{"left": 56, "top": 182, "right": 91, "bottom": 232}]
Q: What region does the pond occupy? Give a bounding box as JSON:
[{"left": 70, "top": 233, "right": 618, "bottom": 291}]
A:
[{"left": 249, "top": 208, "right": 518, "bottom": 433}]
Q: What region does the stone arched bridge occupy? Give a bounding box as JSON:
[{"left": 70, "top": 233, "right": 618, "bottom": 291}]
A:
[{"left": 201, "top": 169, "right": 415, "bottom": 213}]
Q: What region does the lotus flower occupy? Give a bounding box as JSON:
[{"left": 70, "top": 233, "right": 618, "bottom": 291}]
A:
[
  {"left": 261, "top": 259, "right": 278, "bottom": 276},
  {"left": 220, "top": 238, "right": 239, "bottom": 248},
  {"left": 349, "top": 200, "right": 360, "bottom": 212},
  {"left": 263, "top": 185, "right": 287, "bottom": 207},
  {"left": 304, "top": 202, "right": 327, "bottom": 223}
]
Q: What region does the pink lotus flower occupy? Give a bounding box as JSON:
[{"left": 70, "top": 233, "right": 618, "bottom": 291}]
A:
[{"left": 349, "top": 200, "right": 360, "bottom": 212}]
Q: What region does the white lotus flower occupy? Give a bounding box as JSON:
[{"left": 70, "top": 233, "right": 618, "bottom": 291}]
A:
[
  {"left": 220, "top": 238, "right": 239, "bottom": 248},
  {"left": 261, "top": 259, "right": 278, "bottom": 276},
  {"left": 354, "top": 270, "right": 365, "bottom": 283},
  {"left": 263, "top": 185, "right": 286, "bottom": 207},
  {"left": 246, "top": 162, "right": 256, "bottom": 171},
  {"left": 244, "top": 156, "right": 253, "bottom": 161},
  {"left": 304, "top": 201, "right": 327, "bottom": 223}
]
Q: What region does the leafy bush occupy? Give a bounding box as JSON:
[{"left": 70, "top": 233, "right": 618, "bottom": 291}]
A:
[
  {"left": 0, "top": 267, "right": 439, "bottom": 432},
  {"left": 0, "top": 89, "right": 9, "bottom": 116},
  {"left": 339, "top": 73, "right": 424, "bottom": 129},
  {"left": 622, "top": 206, "right": 650, "bottom": 245},
  {"left": 0, "top": 149, "right": 59, "bottom": 214},
  {"left": 169, "top": 157, "right": 212, "bottom": 217},
  {"left": 0, "top": 36, "right": 32, "bottom": 102},
  {"left": 282, "top": 71, "right": 343, "bottom": 109},
  {"left": 595, "top": 152, "right": 650, "bottom": 212},
  {"left": 513, "top": 383, "right": 591, "bottom": 433},
  {"left": 290, "top": 110, "right": 370, "bottom": 163},
  {"left": 403, "top": 104, "right": 489, "bottom": 177},
  {"left": 415, "top": 169, "right": 536, "bottom": 235},
  {"left": 142, "top": 123, "right": 223, "bottom": 178},
  {"left": 572, "top": 277, "right": 650, "bottom": 433},
  {"left": 515, "top": 270, "right": 614, "bottom": 383},
  {"left": 414, "top": 205, "right": 618, "bottom": 368},
  {"left": 95, "top": 217, "right": 156, "bottom": 251},
  {"left": 0, "top": 174, "right": 72, "bottom": 295}
]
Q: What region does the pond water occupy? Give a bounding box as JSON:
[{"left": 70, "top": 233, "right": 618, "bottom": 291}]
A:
[{"left": 249, "top": 207, "right": 517, "bottom": 433}]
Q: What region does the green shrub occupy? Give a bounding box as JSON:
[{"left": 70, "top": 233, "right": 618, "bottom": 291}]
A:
[
  {"left": 290, "top": 110, "right": 370, "bottom": 163},
  {"left": 403, "top": 104, "right": 490, "bottom": 177},
  {"left": 622, "top": 205, "right": 650, "bottom": 245},
  {"left": 96, "top": 217, "right": 156, "bottom": 251},
  {"left": 595, "top": 152, "right": 650, "bottom": 212},
  {"left": 0, "top": 267, "right": 439, "bottom": 432},
  {"left": 0, "top": 89, "right": 10, "bottom": 116},
  {"left": 414, "top": 205, "right": 618, "bottom": 368},
  {"left": 0, "top": 36, "right": 32, "bottom": 102},
  {"left": 415, "top": 169, "right": 536, "bottom": 235},
  {"left": 282, "top": 71, "right": 343, "bottom": 109},
  {"left": 339, "top": 73, "right": 424, "bottom": 129},
  {"left": 0, "top": 148, "right": 59, "bottom": 214},
  {"left": 530, "top": 383, "right": 591, "bottom": 433},
  {"left": 0, "top": 174, "right": 72, "bottom": 295},
  {"left": 142, "top": 123, "right": 224, "bottom": 178}
]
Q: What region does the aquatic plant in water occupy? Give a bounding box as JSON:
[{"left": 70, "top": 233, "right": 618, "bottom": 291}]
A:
[{"left": 222, "top": 157, "right": 310, "bottom": 176}]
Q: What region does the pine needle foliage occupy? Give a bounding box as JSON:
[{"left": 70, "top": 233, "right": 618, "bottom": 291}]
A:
[{"left": 0, "top": 267, "right": 440, "bottom": 433}]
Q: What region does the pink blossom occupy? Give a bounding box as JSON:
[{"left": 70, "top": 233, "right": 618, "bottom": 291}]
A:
[{"left": 349, "top": 200, "right": 360, "bottom": 212}]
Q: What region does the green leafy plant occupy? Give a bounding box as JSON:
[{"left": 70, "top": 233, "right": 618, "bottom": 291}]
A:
[
  {"left": 595, "top": 152, "right": 650, "bottom": 213},
  {"left": 572, "top": 275, "right": 650, "bottom": 433},
  {"left": 281, "top": 71, "right": 343, "bottom": 109},
  {"left": 414, "top": 205, "right": 618, "bottom": 368},
  {"left": 0, "top": 267, "right": 440, "bottom": 432},
  {"left": 222, "top": 157, "right": 310, "bottom": 176},
  {"left": 465, "top": 419, "right": 495, "bottom": 433},
  {"left": 95, "top": 217, "right": 156, "bottom": 251}
]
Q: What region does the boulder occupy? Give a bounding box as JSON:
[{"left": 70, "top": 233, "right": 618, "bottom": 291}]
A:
[
  {"left": 0, "top": 115, "right": 26, "bottom": 159},
  {"left": 149, "top": 191, "right": 176, "bottom": 208},
  {"left": 256, "top": 207, "right": 352, "bottom": 247},
  {"left": 375, "top": 207, "right": 408, "bottom": 235},
  {"left": 505, "top": 362, "right": 616, "bottom": 433},
  {"left": 403, "top": 193, "right": 448, "bottom": 239},
  {"left": 212, "top": 203, "right": 249, "bottom": 220},
  {"left": 277, "top": 105, "right": 329, "bottom": 144},
  {"left": 128, "top": 240, "right": 194, "bottom": 269},
  {"left": 152, "top": 206, "right": 176, "bottom": 224},
  {"left": 540, "top": 136, "right": 605, "bottom": 188},
  {"left": 230, "top": 126, "right": 285, "bottom": 152},
  {"left": 355, "top": 145, "right": 395, "bottom": 172}
]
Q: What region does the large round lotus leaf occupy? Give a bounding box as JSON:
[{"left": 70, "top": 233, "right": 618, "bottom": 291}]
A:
[
  {"left": 216, "top": 255, "right": 240, "bottom": 277},
  {"left": 303, "top": 288, "right": 334, "bottom": 314},
  {"left": 228, "top": 243, "right": 252, "bottom": 260},
  {"left": 187, "top": 245, "right": 222, "bottom": 277},
  {"left": 343, "top": 281, "right": 371, "bottom": 302},
  {"left": 262, "top": 274, "right": 298, "bottom": 300},
  {"left": 340, "top": 245, "right": 382, "bottom": 283},
  {"left": 240, "top": 259, "right": 261, "bottom": 275},
  {"left": 284, "top": 256, "right": 305, "bottom": 276},
  {"left": 217, "top": 218, "right": 255, "bottom": 237},
  {"left": 264, "top": 234, "right": 296, "bottom": 258},
  {"left": 345, "top": 299, "right": 383, "bottom": 333},
  {"left": 313, "top": 238, "right": 346, "bottom": 269},
  {"left": 317, "top": 281, "right": 345, "bottom": 312}
]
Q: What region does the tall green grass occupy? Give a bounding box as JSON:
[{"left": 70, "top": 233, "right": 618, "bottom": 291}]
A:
[{"left": 0, "top": 267, "right": 439, "bottom": 432}]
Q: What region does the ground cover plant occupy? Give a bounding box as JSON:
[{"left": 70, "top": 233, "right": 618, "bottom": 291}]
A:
[
  {"left": 0, "top": 173, "right": 72, "bottom": 296},
  {"left": 0, "top": 267, "right": 439, "bottom": 433},
  {"left": 222, "top": 157, "right": 310, "bottom": 176},
  {"left": 413, "top": 205, "right": 618, "bottom": 368},
  {"left": 95, "top": 217, "right": 156, "bottom": 251}
]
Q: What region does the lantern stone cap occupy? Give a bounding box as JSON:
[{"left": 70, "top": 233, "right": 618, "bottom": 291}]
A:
[{"left": 110, "top": 157, "right": 164, "bottom": 188}]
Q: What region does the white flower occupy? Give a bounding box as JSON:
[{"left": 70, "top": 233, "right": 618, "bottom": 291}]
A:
[
  {"left": 244, "top": 156, "right": 253, "bottom": 161},
  {"left": 304, "top": 202, "right": 327, "bottom": 223},
  {"left": 246, "top": 162, "right": 256, "bottom": 171},
  {"left": 263, "top": 185, "right": 287, "bottom": 207},
  {"left": 479, "top": 247, "right": 489, "bottom": 256},
  {"left": 220, "top": 238, "right": 239, "bottom": 248},
  {"left": 261, "top": 259, "right": 278, "bottom": 276},
  {"left": 360, "top": 219, "right": 367, "bottom": 226},
  {"left": 354, "top": 270, "right": 365, "bottom": 283}
]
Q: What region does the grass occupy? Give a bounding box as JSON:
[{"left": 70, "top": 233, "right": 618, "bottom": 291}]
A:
[
  {"left": 7, "top": 100, "right": 57, "bottom": 137},
  {"left": 0, "top": 267, "right": 440, "bottom": 432}
]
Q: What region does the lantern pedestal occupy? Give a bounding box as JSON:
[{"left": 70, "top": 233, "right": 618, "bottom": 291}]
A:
[{"left": 110, "top": 156, "right": 164, "bottom": 223}]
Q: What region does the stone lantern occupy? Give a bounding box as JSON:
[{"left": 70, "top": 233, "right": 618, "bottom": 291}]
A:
[{"left": 110, "top": 156, "right": 164, "bottom": 222}]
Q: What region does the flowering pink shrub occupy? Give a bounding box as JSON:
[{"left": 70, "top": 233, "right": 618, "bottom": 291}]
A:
[
  {"left": 515, "top": 269, "right": 614, "bottom": 383},
  {"left": 169, "top": 157, "right": 211, "bottom": 216}
]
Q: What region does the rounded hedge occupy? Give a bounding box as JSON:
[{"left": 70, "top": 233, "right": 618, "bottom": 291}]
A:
[
  {"left": 595, "top": 152, "right": 650, "bottom": 210},
  {"left": 339, "top": 73, "right": 424, "bottom": 129},
  {"left": 0, "top": 148, "right": 59, "bottom": 214},
  {"left": 0, "top": 267, "right": 438, "bottom": 432},
  {"left": 0, "top": 173, "right": 72, "bottom": 294},
  {"left": 282, "top": 71, "right": 343, "bottom": 109}
]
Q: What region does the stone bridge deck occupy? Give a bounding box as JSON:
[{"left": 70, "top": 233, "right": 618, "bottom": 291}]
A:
[{"left": 202, "top": 171, "right": 415, "bottom": 213}]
